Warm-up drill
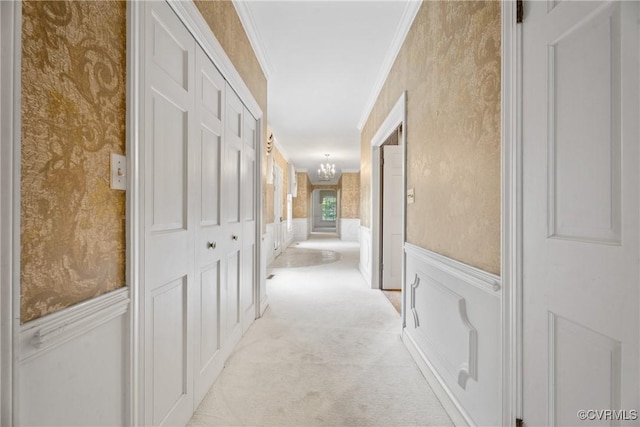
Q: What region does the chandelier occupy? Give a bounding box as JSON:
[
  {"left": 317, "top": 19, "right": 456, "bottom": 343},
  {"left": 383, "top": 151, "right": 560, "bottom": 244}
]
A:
[{"left": 317, "top": 154, "right": 336, "bottom": 181}]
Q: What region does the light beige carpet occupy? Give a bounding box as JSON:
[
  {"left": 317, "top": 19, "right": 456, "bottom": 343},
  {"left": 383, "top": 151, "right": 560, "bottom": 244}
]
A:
[{"left": 189, "top": 237, "right": 453, "bottom": 427}]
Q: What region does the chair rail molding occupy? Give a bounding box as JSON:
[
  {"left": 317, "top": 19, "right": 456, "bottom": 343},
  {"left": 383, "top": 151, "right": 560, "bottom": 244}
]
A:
[
  {"left": 20, "top": 288, "right": 130, "bottom": 363},
  {"left": 404, "top": 243, "right": 501, "bottom": 295}
]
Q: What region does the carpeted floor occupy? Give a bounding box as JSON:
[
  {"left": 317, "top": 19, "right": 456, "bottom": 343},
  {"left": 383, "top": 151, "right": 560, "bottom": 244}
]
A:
[{"left": 188, "top": 237, "right": 453, "bottom": 426}]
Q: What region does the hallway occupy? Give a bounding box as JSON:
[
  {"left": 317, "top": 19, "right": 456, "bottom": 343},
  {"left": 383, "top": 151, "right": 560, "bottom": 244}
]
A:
[{"left": 188, "top": 236, "right": 452, "bottom": 426}]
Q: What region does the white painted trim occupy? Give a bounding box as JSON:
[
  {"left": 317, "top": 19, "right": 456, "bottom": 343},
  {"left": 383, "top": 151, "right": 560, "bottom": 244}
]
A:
[
  {"left": 357, "top": 1, "right": 421, "bottom": 131},
  {"left": 501, "top": 0, "right": 520, "bottom": 424},
  {"left": 255, "top": 116, "right": 265, "bottom": 320},
  {"left": 359, "top": 226, "right": 372, "bottom": 287},
  {"left": 126, "top": 1, "right": 142, "bottom": 425},
  {"left": 340, "top": 168, "right": 361, "bottom": 174},
  {"left": 404, "top": 243, "right": 501, "bottom": 295},
  {"left": 369, "top": 91, "right": 406, "bottom": 323},
  {"left": 0, "top": 2, "right": 19, "bottom": 424},
  {"left": 167, "top": 1, "right": 263, "bottom": 120},
  {"left": 402, "top": 330, "right": 471, "bottom": 427},
  {"left": 20, "top": 288, "right": 130, "bottom": 363},
  {"left": 272, "top": 136, "right": 291, "bottom": 163},
  {"left": 231, "top": 0, "right": 274, "bottom": 80},
  {"left": 371, "top": 91, "right": 407, "bottom": 148}
]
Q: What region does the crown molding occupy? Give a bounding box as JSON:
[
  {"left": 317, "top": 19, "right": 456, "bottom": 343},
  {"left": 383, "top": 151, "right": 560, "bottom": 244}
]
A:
[
  {"left": 232, "top": 0, "right": 274, "bottom": 81},
  {"left": 357, "top": 0, "right": 422, "bottom": 131},
  {"left": 272, "top": 137, "right": 291, "bottom": 162}
]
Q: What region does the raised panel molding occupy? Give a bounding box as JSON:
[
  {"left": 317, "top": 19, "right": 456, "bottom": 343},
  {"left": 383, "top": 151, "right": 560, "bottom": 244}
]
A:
[
  {"left": 547, "top": 2, "right": 622, "bottom": 245},
  {"left": 292, "top": 218, "right": 309, "bottom": 241},
  {"left": 404, "top": 243, "right": 501, "bottom": 294},
  {"left": 548, "top": 313, "right": 622, "bottom": 426},
  {"left": 409, "top": 273, "right": 420, "bottom": 328},
  {"left": 403, "top": 242, "right": 502, "bottom": 426},
  {"left": 20, "top": 288, "right": 129, "bottom": 362},
  {"left": 411, "top": 270, "right": 478, "bottom": 390}
]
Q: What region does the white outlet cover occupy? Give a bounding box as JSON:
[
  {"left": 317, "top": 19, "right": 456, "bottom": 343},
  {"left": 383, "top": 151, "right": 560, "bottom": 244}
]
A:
[
  {"left": 407, "top": 188, "right": 415, "bottom": 204},
  {"left": 111, "top": 153, "right": 126, "bottom": 191}
]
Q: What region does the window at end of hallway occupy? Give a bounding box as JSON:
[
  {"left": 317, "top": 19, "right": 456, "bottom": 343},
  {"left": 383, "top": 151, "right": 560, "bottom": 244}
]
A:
[{"left": 321, "top": 196, "right": 337, "bottom": 221}]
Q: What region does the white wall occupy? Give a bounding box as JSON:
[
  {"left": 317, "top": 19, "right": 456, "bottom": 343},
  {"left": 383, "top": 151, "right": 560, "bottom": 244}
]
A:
[
  {"left": 339, "top": 218, "right": 360, "bottom": 242},
  {"left": 293, "top": 218, "right": 309, "bottom": 241},
  {"left": 18, "top": 289, "right": 129, "bottom": 426},
  {"left": 359, "top": 226, "right": 372, "bottom": 287},
  {"left": 402, "top": 243, "right": 501, "bottom": 426}
]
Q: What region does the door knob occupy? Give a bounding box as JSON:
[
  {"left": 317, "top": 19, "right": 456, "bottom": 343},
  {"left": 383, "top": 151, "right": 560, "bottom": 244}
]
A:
[
  {"left": 232, "top": 235, "right": 239, "bottom": 241},
  {"left": 207, "top": 241, "right": 216, "bottom": 249}
]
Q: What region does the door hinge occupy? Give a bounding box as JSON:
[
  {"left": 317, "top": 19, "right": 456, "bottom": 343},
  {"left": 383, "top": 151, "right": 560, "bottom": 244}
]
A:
[
  {"left": 516, "top": 418, "right": 524, "bottom": 427},
  {"left": 516, "top": 0, "right": 523, "bottom": 23},
  {"left": 380, "top": 263, "right": 384, "bottom": 271}
]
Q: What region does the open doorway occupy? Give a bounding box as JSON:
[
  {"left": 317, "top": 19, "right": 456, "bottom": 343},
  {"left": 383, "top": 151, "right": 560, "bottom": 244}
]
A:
[
  {"left": 312, "top": 189, "right": 337, "bottom": 233},
  {"left": 370, "top": 92, "right": 406, "bottom": 317}
]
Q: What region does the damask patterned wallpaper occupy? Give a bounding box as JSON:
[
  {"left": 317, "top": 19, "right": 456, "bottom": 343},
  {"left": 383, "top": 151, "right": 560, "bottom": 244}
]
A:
[
  {"left": 340, "top": 173, "right": 360, "bottom": 219},
  {"left": 293, "top": 172, "right": 310, "bottom": 219},
  {"left": 361, "top": 1, "right": 501, "bottom": 274},
  {"left": 21, "top": 0, "right": 126, "bottom": 323}
]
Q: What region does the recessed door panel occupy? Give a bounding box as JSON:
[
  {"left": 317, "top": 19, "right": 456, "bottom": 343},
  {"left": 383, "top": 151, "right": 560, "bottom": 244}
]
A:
[{"left": 522, "top": 2, "right": 639, "bottom": 424}]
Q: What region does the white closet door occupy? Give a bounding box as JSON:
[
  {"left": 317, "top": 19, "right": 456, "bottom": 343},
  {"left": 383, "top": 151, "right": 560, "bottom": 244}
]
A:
[
  {"left": 221, "top": 85, "right": 244, "bottom": 354},
  {"left": 193, "top": 45, "right": 226, "bottom": 405},
  {"left": 143, "top": 2, "right": 195, "bottom": 425},
  {"left": 241, "top": 109, "right": 258, "bottom": 333},
  {"left": 522, "top": 1, "right": 639, "bottom": 424}
]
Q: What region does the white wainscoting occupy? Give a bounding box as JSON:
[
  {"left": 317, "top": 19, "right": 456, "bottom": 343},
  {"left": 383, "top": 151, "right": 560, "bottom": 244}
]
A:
[
  {"left": 18, "top": 288, "right": 130, "bottom": 426},
  {"left": 282, "top": 221, "right": 294, "bottom": 248},
  {"left": 264, "top": 223, "right": 275, "bottom": 266},
  {"left": 403, "top": 243, "right": 501, "bottom": 426},
  {"left": 292, "top": 218, "right": 309, "bottom": 241},
  {"left": 339, "top": 218, "right": 360, "bottom": 242},
  {"left": 359, "top": 226, "right": 372, "bottom": 287}
]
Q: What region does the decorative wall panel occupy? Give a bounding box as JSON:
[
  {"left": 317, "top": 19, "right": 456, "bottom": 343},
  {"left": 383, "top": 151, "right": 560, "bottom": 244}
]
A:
[
  {"left": 21, "top": 0, "right": 126, "bottom": 323},
  {"left": 360, "top": 1, "right": 501, "bottom": 274}
]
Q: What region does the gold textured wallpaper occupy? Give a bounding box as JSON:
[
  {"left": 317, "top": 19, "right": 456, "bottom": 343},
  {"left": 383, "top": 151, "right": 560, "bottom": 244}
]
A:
[
  {"left": 21, "top": 0, "right": 126, "bottom": 323},
  {"left": 340, "top": 173, "right": 360, "bottom": 219},
  {"left": 293, "top": 172, "right": 310, "bottom": 219},
  {"left": 195, "top": 0, "right": 269, "bottom": 230},
  {"left": 361, "top": 1, "right": 501, "bottom": 274}
]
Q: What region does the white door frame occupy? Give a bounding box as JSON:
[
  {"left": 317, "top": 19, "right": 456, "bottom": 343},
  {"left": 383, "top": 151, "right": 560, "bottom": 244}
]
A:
[
  {"left": 128, "top": 1, "right": 264, "bottom": 425},
  {"left": 501, "top": 0, "right": 519, "bottom": 424},
  {"left": 0, "top": 1, "right": 20, "bottom": 424},
  {"left": 370, "top": 91, "right": 406, "bottom": 319}
]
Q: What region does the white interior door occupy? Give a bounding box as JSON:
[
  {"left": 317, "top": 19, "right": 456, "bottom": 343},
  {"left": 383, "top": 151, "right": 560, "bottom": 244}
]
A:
[
  {"left": 274, "top": 165, "right": 283, "bottom": 256},
  {"left": 143, "top": 3, "right": 195, "bottom": 425},
  {"left": 222, "top": 85, "right": 244, "bottom": 354},
  {"left": 193, "top": 44, "right": 225, "bottom": 404},
  {"left": 241, "top": 108, "right": 257, "bottom": 333},
  {"left": 522, "top": 2, "right": 639, "bottom": 425},
  {"left": 381, "top": 145, "right": 402, "bottom": 290}
]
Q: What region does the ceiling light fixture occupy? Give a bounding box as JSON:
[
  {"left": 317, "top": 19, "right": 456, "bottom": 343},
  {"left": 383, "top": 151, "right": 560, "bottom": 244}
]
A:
[{"left": 318, "top": 154, "right": 336, "bottom": 181}]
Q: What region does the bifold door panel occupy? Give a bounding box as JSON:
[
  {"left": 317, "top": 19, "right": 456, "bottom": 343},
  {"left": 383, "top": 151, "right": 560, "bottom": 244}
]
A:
[{"left": 143, "top": 2, "right": 259, "bottom": 425}]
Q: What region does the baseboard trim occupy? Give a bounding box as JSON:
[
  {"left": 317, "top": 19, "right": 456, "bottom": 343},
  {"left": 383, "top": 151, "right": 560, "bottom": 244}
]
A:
[
  {"left": 20, "top": 287, "right": 130, "bottom": 362},
  {"left": 402, "top": 330, "right": 472, "bottom": 427},
  {"left": 260, "top": 294, "right": 269, "bottom": 316},
  {"left": 359, "top": 262, "right": 371, "bottom": 287}
]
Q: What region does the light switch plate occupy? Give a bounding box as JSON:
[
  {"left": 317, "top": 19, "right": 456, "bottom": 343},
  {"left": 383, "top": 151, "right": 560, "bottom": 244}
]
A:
[
  {"left": 111, "top": 153, "right": 126, "bottom": 190},
  {"left": 407, "top": 188, "right": 415, "bottom": 204}
]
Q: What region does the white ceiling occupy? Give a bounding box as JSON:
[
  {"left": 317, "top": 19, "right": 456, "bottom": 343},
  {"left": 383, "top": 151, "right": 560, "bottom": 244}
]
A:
[{"left": 236, "top": 0, "right": 417, "bottom": 184}]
